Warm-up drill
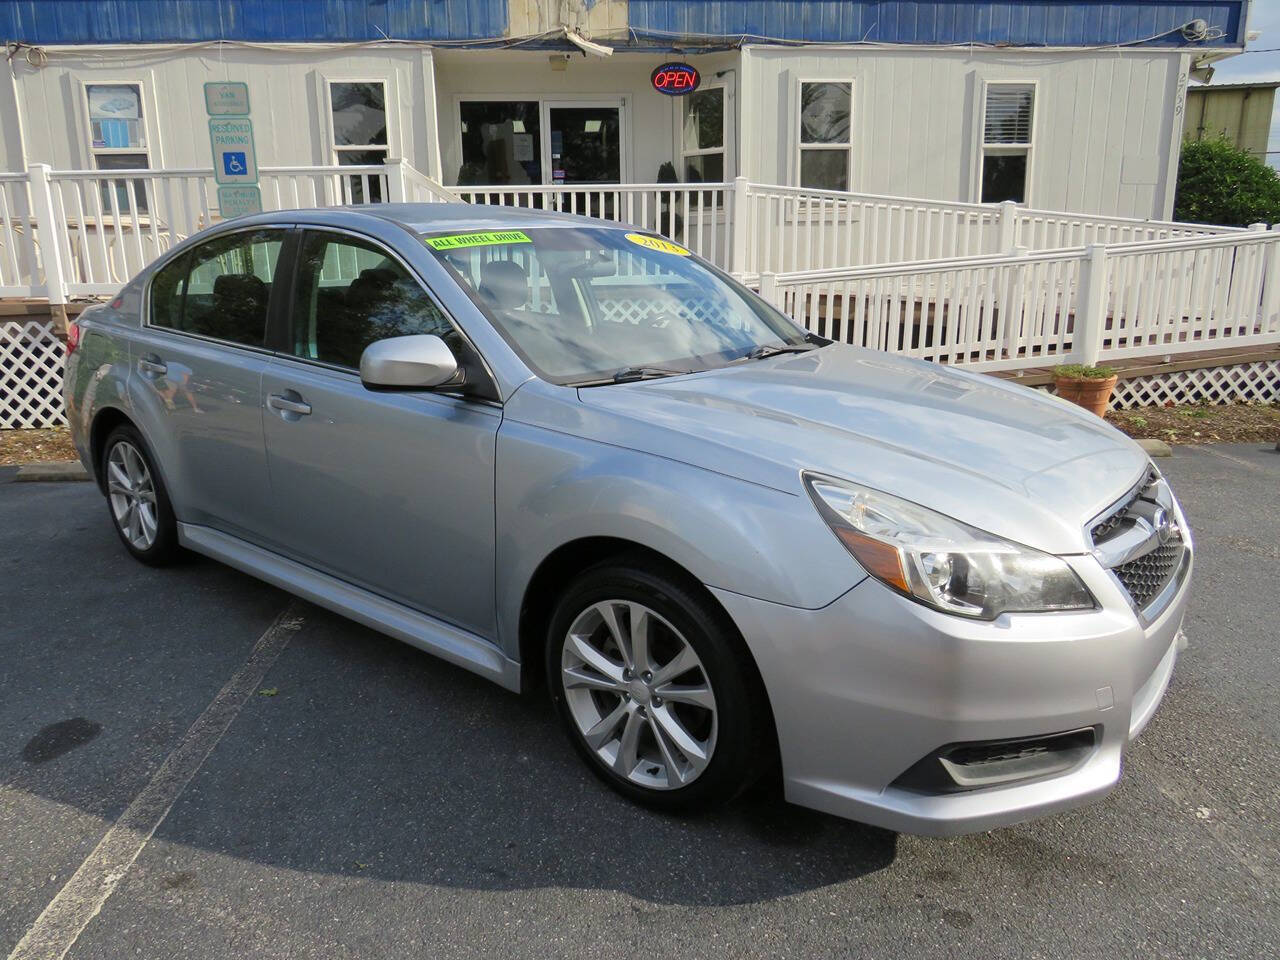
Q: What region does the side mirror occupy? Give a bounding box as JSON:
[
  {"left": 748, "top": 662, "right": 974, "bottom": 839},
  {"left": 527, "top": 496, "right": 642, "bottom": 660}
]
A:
[{"left": 359, "top": 334, "right": 461, "bottom": 390}]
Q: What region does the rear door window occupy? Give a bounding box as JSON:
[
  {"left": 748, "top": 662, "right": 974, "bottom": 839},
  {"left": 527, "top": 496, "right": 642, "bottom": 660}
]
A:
[{"left": 149, "top": 229, "right": 284, "bottom": 347}]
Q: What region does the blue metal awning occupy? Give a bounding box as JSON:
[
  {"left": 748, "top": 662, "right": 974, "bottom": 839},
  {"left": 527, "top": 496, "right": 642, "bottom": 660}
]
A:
[
  {"left": 0, "top": 1, "right": 1249, "bottom": 48},
  {"left": 628, "top": 1, "right": 1248, "bottom": 48}
]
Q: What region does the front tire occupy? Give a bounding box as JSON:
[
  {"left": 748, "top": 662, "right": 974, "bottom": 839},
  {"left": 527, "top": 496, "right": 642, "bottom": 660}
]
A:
[
  {"left": 546, "top": 560, "right": 768, "bottom": 812},
  {"left": 101, "top": 424, "right": 180, "bottom": 566}
]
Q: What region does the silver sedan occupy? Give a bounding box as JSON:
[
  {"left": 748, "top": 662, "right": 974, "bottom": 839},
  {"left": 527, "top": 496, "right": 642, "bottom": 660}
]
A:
[{"left": 63, "top": 205, "right": 1192, "bottom": 835}]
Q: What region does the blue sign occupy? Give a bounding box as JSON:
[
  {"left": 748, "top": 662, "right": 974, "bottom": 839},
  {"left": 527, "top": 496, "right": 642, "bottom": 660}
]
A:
[{"left": 209, "top": 118, "right": 258, "bottom": 184}]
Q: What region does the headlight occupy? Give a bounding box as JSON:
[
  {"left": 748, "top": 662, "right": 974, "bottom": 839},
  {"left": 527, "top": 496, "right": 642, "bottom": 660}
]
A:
[{"left": 803, "top": 473, "right": 1095, "bottom": 619}]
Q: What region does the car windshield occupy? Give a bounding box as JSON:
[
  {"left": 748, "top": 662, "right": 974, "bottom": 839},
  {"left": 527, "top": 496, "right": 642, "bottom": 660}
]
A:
[{"left": 421, "top": 226, "right": 812, "bottom": 385}]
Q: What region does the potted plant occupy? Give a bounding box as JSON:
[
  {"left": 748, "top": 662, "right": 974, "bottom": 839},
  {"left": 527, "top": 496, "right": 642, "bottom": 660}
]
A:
[{"left": 1052, "top": 364, "right": 1119, "bottom": 417}]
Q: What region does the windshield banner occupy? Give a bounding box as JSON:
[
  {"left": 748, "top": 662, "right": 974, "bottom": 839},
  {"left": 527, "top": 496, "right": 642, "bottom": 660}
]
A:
[{"left": 424, "top": 230, "right": 532, "bottom": 251}]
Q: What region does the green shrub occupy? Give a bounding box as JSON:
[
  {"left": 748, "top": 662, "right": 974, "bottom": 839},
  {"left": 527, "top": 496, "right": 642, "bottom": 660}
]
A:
[
  {"left": 1174, "top": 137, "right": 1280, "bottom": 227},
  {"left": 1052, "top": 364, "right": 1117, "bottom": 380}
]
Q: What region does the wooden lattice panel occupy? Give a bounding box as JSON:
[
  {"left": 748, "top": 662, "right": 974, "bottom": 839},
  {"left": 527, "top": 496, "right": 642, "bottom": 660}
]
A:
[
  {"left": 1109, "top": 361, "right": 1280, "bottom": 410},
  {"left": 1, "top": 320, "right": 67, "bottom": 428}
]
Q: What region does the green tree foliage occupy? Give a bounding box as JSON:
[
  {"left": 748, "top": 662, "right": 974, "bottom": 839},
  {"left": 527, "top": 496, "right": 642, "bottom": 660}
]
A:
[{"left": 1174, "top": 137, "right": 1280, "bottom": 227}]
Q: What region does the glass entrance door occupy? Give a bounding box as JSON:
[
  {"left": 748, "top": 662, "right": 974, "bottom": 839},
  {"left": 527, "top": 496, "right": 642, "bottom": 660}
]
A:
[
  {"left": 547, "top": 106, "right": 620, "bottom": 183},
  {"left": 546, "top": 104, "right": 621, "bottom": 218}
]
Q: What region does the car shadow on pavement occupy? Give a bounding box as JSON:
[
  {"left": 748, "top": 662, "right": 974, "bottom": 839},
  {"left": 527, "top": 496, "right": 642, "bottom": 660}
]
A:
[{"left": 145, "top": 601, "right": 900, "bottom": 907}]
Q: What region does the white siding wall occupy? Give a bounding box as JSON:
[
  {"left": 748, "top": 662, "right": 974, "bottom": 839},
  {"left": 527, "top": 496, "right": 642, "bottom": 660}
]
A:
[
  {"left": 3, "top": 45, "right": 442, "bottom": 177},
  {"left": 0, "top": 41, "right": 1190, "bottom": 221},
  {"left": 741, "top": 46, "right": 1190, "bottom": 219}
]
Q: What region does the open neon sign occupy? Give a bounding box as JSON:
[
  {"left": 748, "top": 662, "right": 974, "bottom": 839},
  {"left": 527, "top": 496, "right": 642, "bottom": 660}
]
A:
[{"left": 651, "top": 63, "right": 700, "bottom": 96}]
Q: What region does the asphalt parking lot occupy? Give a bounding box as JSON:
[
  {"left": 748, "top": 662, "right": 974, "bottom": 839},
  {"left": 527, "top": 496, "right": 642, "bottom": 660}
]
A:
[{"left": 2, "top": 443, "right": 1277, "bottom": 959}]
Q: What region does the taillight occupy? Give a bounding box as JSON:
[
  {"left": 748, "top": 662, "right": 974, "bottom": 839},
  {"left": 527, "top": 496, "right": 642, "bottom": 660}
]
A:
[{"left": 65, "top": 320, "right": 81, "bottom": 355}]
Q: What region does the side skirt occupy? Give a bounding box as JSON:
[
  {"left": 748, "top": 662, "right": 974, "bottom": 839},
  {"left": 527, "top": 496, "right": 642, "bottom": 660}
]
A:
[{"left": 178, "top": 522, "right": 522, "bottom": 692}]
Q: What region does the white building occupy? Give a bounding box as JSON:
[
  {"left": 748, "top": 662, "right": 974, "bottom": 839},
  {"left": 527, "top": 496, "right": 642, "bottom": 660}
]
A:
[{"left": 0, "top": 1, "right": 1255, "bottom": 219}]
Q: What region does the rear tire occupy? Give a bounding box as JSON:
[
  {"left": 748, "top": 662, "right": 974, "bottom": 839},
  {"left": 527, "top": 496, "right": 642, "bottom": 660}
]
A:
[
  {"left": 101, "top": 424, "right": 180, "bottom": 566},
  {"left": 546, "top": 560, "right": 768, "bottom": 812}
]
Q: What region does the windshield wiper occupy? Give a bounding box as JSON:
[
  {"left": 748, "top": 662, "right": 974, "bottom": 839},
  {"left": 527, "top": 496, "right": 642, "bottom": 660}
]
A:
[
  {"left": 569, "top": 365, "right": 691, "bottom": 387},
  {"left": 610, "top": 365, "right": 689, "bottom": 383},
  {"left": 736, "top": 342, "right": 818, "bottom": 363}
]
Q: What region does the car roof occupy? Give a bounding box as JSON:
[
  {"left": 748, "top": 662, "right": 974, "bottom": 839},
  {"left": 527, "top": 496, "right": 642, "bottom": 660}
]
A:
[{"left": 228, "top": 202, "right": 630, "bottom": 236}]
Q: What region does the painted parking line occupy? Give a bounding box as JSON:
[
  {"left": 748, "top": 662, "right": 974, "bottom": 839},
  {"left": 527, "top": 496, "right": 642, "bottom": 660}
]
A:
[{"left": 7, "top": 603, "right": 306, "bottom": 960}]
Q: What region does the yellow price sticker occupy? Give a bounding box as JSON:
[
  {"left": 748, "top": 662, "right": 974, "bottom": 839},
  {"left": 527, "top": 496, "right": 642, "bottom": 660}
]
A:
[
  {"left": 424, "top": 230, "right": 532, "bottom": 251},
  {"left": 624, "top": 233, "right": 691, "bottom": 256}
]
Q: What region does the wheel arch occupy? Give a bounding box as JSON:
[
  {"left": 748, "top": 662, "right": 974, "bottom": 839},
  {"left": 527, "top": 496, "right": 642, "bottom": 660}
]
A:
[
  {"left": 88, "top": 406, "right": 138, "bottom": 494},
  {"left": 516, "top": 535, "right": 779, "bottom": 763}
]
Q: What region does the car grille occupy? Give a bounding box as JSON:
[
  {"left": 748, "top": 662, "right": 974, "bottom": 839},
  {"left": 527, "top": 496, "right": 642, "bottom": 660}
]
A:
[
  {"left": 1113, "top": 539, "right": 1183, "bottom": 609},
  {"left": 1090, "top": 467, "right": 1158, "bottom": 544},
  {"left": 1090, "top": 467, "right": 1186, "bottom": 614}
]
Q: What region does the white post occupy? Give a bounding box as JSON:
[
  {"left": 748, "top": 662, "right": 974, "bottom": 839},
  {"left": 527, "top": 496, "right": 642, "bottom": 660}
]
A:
[
  {"left": 1074, "top": 244, "right": 1108, "bottom": 367},
  {"left": 997, "top": 199, "right": 1019, "bottom": 254},
  {"left": 1262, "top": 224, "right": 1280, "bottom": 329},
  {"left": 759, "top": 271, "right": 779, "bottom": 308},
  {"left": 729, "top": 176, "right": 751, "bottom": 275},
  {"left": 385, "top": 157, "right": 407, "bottom": 203},
  {"left": 27, "top": 163, "right": 69, "bottom": 320}
]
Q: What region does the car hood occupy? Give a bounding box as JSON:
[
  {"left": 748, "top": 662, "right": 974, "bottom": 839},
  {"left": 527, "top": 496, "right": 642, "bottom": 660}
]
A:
[{"left": 570, "top": 345, "right": 1149, "bottom": 554}]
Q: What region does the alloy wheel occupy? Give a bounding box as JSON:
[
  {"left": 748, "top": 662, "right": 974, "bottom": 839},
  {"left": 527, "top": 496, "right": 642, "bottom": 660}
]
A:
[
  {"left": 561, "top": 599, "right": 718, "bottom": 790},
  {"left": 106, "top": 440, "right": 159, "bottom": 550}
]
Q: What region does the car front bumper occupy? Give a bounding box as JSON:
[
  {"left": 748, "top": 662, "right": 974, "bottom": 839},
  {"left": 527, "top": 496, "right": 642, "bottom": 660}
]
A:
[{"left": 712, "top": 548, "right": 1190, "bottom": 836}]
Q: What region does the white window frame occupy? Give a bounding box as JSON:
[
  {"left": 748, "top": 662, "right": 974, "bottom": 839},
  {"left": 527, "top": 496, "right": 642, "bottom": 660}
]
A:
[
  {"left": 794, "top": 78, "right": 854, "bottom": 192},
  {"left": 78, "top": 78, "right": 160, "bottom": 220},
  {"left": 323, "top": 77, "right": 396, "bottom": 166},
  {"left": 974, "top": 79, "right": 1038, "bottom": 205},
  {"left": 541, "top": 97, "right": 630, "bottom": 186},
  {"left": 676, "top": 82, "right": 728, "bottom": 183},
  {"left": 80, "top": 79, "right": 156, "bottom": 170}
]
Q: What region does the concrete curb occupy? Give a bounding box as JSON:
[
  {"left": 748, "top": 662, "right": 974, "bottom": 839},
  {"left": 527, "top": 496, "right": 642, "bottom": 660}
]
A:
[
  {"left": 1136, "top": 438, "right": 1173, "bottom": 458},
  {"left": 14, "top": 461, "right": 90, "bottom": 482}
]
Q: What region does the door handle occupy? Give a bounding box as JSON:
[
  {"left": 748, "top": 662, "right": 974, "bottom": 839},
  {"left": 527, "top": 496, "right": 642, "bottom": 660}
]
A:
[
  {"left": 267, "top": 393, "right": 312, "bottom": 416},
  {"left": 137, "top": 354, "right": 167, "bottom": 376}
]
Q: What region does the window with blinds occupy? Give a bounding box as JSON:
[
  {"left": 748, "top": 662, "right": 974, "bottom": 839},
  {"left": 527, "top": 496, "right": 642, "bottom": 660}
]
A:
[
  {"left": 983, "top": 86, "right": 1034, "bottom": 146},
  {"left": 980, "top": 83, "right": 1035, "bottom": 204}
]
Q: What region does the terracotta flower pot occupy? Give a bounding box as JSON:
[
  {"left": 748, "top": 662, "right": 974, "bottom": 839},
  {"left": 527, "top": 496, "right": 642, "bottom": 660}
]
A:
[{"left": 1054, "top": 375, "right": 1118, "bottom": 417}]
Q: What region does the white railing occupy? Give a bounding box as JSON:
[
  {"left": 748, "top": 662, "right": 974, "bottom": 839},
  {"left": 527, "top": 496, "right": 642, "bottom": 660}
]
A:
[
  {"left": 0, "top": 160, "right": 457, "bottom": 301},
  {"left": 258, "top": 165, "right": 389, "bottom": 209},
  {"left": 0, "top": 172, "right": 41, "bottom": 296},
  {"left": 1013, "top": 207, "right": 1239, "bottom": 251},
  {"left": 1098, "top": 228, "right": 1280, "bottom": 360},
  {"left": 47, "top": 167, "right": 216, "bottom": 297},
  {"left": 742, "top": 183, "right": 1002, "bottom": 273},
  {"left": 456, "top": 182, "right": 735, "bottom": 267},
  {"left": 755, "top": 229, "right": 1280, "bottom": 371},
  {"left": 400, "top": 161, "right": 462, "bottom": 204},
  {"left": 741, "top": 184, "right": 1240, "bottom": 274},
  {"left": 2, "top": 165, "right": 1243, "bottom": 304},
  {"left": 455, "top": 178, "right": 1239, "bottom": 277}
]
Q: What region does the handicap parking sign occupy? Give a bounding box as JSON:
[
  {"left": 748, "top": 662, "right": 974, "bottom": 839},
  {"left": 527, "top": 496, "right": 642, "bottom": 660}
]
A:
[{"left": 209, "top": 118, "right": 258, "bottom": 184}]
